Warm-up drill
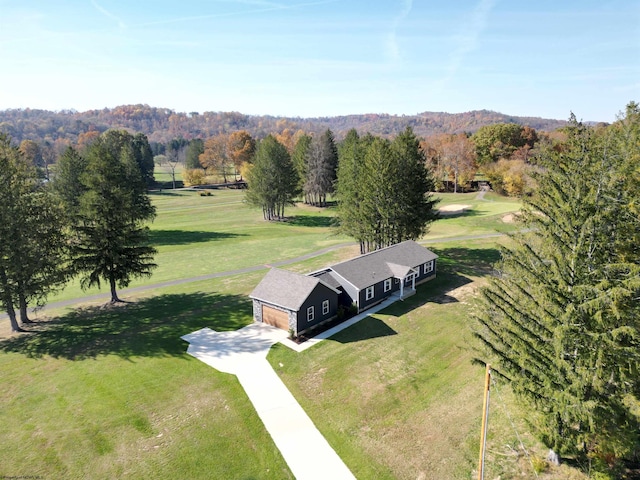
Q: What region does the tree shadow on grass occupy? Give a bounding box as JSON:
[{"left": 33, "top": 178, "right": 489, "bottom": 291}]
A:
[
  {"left": 0, "top": 292, "right": 252, "bottom": 360},
  {"left": 285, "top": 216, "right": 335, "bottom": 228},
  {"left": 430, "top": 246, "right": 501, "bottom": 277},
  {"left": 149, "top": 230, "right": 246, "bottom": 246},
  {"left": 332, "top": 316, "right": 397, "bottom": 344},
  {"left": 148, "top": 190, "right": 184, "bottom": 197}
]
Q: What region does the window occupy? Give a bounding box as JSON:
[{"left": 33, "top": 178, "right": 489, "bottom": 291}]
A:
[
  {"left": 384, "top": 278, "right": 392, "bottom": 292},
  {"left": 322, "top": 300, "right": 329, "bottom": 315},
  {"left": 307, "top": 306, "right": 314, "bottom": 321},
  {"left": 424, "top": 261, "right": 434, "bottom": 274},
  {"left": 365, "top": 286, "right": 374, "bottom": 301}
]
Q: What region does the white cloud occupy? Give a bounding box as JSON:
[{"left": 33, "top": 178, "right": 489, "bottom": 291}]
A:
[
  {"left": 439, "top": 0, "right": 497, "bottom": 87},
  {"left": 386, "top": 0, "right": 413, "bottom": 62},
  {"left": 91, "top": 0, "right": 127, "bottom": 29}
]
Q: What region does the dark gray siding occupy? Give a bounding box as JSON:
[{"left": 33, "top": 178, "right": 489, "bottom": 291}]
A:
[
  {"left": 414, "top": 259, "right": 437, "bottom": 284},
  {"left": 358, "top": 278, "right": 398, "bottom": 311},
  {"left": 296, "top": 283, "right": 339, "bottom": 333}
]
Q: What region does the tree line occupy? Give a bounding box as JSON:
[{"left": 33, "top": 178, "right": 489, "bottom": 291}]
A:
[
  {"left": 242, "top": 127, "right": 439, "bottom": 254},
  {"left": 0, "top": 104, "right": 567, "bottom": 147},
  {"left": 0, "top": 130, "right": 157, "bottom": 332}
]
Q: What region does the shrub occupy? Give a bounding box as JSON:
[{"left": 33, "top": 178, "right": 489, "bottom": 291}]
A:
[{"left": 183, "top": 168, "right": 206, "bottom": 186}]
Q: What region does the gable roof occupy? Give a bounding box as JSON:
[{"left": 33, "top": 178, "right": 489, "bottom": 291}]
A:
[
  {"left": 329, "top": 240, "right": 438, "bottom": 290},
  {"left": 250, "top": 268, "right": 339, "bottom": 311}
]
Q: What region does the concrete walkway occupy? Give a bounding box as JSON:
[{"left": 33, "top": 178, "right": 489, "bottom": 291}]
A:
[{"left": 182, "top": 323, "right": 356, "bottom": 480}]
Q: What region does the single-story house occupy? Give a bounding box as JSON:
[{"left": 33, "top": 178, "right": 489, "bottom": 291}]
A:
[
  {"left": 250, "top": 268, "right": 340, "bottom": 334},
  {"left": 312, "top": 240, "right": 438, "bottom": 312},
  {"left": 250, "top": 240, "right": 438, "bottom": 335}
]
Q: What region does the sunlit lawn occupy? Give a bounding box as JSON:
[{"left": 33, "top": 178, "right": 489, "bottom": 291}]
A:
[
  {"left": 1, "top": 190, "right": 587, "bottom": 480},
  {"left": 48, "top": 189, "right": 350, "bottom": 303}
]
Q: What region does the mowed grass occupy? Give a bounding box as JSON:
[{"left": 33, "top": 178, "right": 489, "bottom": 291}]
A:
[
  {"left": 0, "top": 274, "right": 294, "bottom": 479},
  {"left": 2, "top": 188, "right": 587, "bottom": 479},
  {"left": 268, "top": 239, "right": 584, "bottom": 480},
  {"left": 47, "top": 189, "right": 350, "bottom": 303},
  {"left": 428, "top": 191, "right": 522, "bottom": 240}
]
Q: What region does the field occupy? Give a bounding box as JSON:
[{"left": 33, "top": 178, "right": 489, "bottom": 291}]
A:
[{"left": 0, "top": 189, "right": 586, "bottom": 479}]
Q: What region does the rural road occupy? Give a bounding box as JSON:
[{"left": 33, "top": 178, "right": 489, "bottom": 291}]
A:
[{"left": 4, "top": 232, "right": 507, "bottom": 319}]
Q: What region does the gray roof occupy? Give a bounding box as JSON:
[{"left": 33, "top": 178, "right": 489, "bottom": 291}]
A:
[
  {"left": 250, "top": 268, "right": 338, "bottom": 311},
  {"left": 329, "top": 240, "right": 438, "bottom": 290},
  {"left": 314, "top": 271, "right": 342, "bottom": 289}
]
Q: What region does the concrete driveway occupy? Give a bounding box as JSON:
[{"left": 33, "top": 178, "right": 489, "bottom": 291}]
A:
[{"left": 182, "top": 323, "right": 356, "bottom": 480}]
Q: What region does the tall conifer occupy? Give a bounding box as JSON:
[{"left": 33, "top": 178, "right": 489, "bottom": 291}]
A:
[{"left": 474, "top": 107, "right": 640, "bottom": 468}]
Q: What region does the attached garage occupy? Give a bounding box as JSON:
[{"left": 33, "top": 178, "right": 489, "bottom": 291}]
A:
[
  {"left": 250, "top": 268, "right": 340, "bottom": 336},
  {"left": 261, "top": 305, "right": 289, "bottom": 330}
]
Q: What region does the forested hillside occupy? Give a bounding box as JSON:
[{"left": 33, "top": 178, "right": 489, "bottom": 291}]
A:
[{"left": 0, "top": 104, "right": 567, "bottom": 146}]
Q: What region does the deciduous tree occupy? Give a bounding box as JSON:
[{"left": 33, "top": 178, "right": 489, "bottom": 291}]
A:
[
  {"left": 226, "top": 130, "right": 255, "bottom": 180},
  {"left": 304, "top": 129, "right": 338, "bottom": 206},
  {"left": 200, "top": 134, "right": 231, "bottom": 182}
]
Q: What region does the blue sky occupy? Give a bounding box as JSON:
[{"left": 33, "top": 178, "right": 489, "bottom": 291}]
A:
[{"left": 0, "top": 0, "right": 638, "bottom": 122}]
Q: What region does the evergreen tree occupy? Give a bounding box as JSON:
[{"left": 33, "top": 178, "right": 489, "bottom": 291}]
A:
[
  {"left": 245, "top": 135, "right": 299, "bottom": 220},
  {"left": 335, "top": 129, "right": 367, "bottom": 252},
  {"left": 336, "top": 128, "right": 438, "bottom": 253},
  {"left": 390, "top": 127, "right": 439, "bottom": 242},
  {"left": 292, "top": 133, "right": 312, "bottom": 198},
  {"left": 185, "top": 138, "right": 204, "bottom": 170},
  {"left": 132, "top": 133, "right": 155, "bottom": 187},
  {"left": 0, "top": 134, "right": 69, "bottom": 331},
  {"left": 53, "top": 146, "right": 88, "bottom": 221},
  {"left": 474, "top": 108, "right": 640, "bottom": 471},
  {"left": 68, "top": 132, "right": 157, "bottom": 303},
  {"left": 14, "top": 187, "right": 69, "bottom": 324}
]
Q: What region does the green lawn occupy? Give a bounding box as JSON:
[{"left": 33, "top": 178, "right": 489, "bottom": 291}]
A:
[
  {"left": 1, "top": 190, "right": 587, "bottom": 479},
  {"left": 48, "top": 189, "right": 350, "bottom": 303}
]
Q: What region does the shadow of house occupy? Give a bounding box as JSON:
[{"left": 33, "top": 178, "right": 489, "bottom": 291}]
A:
[{"left": 332, "top": 316, "right": 397, "bottom": 344}]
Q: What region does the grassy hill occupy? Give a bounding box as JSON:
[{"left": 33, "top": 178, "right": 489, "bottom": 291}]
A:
[{"left": 0, "top": 189, "right": 586, "bottom": 479}]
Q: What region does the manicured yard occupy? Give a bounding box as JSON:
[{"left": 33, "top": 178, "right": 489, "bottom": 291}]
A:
[
  {"left": 1, "top": 188, "right": 586, "bottom": 479},
  {"left": 47, "top": 189, "right": 351, "bottom": 303}
]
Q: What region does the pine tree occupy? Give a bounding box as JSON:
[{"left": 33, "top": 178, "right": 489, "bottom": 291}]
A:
[
  {"left": 185, "top": 138, "right": 204, "bottom": 170},
  {"left": 245, "top": 135, "right": 299, "bottom": 220},
  {"left": 336, "top": 128, "right": 438, "bottom": 253},
  {"left": 292, "top": 133, "right": 312, "bottom": 198},
  {"left": 66, "top": 132, "right": 157, "bottom": 303},
  {"left": 0, "top": 134, "right": 69, "bottom": 331},
  {"left": 474, "top": 108, "right": 640, "bottom": 469},
  {"left": 335, "top": 129, "right": 368, "bottom": 252},
  {"left": 390, "top": 127, "right": 439, "bottom": 242}
]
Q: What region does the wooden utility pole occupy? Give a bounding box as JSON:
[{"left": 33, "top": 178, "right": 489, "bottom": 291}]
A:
[{"left": 477, "top": 363, "right": 491, "bottom": 480}]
